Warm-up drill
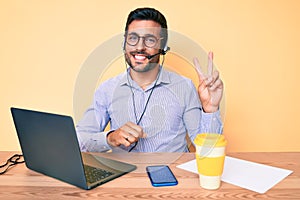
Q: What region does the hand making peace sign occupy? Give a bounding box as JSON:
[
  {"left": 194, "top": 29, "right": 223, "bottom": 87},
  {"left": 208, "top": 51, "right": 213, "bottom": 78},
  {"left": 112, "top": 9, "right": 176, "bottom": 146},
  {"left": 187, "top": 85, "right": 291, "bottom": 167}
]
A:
[{"left": 193, "top": 52, "right": 223, "bottom": 113}]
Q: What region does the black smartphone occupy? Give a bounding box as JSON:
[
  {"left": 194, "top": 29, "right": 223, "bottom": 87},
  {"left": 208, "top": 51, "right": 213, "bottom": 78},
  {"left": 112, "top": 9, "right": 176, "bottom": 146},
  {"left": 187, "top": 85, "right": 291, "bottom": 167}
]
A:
[{"left": 146, "top": 165, "right": 178, "bottom": 187}]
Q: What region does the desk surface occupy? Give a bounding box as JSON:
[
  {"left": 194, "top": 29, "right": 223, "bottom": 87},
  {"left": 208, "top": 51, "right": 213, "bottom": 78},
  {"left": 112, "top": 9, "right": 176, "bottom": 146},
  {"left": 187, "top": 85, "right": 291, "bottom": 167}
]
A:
[{"left": 0, "top": 152, "right": 299, "bottom": 200}]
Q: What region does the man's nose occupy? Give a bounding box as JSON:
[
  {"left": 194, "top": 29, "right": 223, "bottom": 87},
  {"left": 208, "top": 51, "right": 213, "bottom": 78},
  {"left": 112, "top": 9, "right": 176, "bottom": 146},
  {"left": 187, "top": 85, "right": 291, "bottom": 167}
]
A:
[{"left": 135, "top": 38, "right": 146, "bottom": 50}]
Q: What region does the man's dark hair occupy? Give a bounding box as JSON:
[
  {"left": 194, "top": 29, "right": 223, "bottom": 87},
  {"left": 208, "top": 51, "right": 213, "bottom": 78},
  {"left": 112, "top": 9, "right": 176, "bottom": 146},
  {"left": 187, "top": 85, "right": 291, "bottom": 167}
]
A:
[{"left": 125, "top": 7, "right": 168, "bottom": 49}]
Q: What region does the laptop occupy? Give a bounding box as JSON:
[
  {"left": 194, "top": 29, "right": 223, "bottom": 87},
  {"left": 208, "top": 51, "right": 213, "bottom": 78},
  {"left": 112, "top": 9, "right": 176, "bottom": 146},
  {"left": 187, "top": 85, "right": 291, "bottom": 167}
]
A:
[{"left": 10, "top": 107, "right": 137, "bottom": 190}]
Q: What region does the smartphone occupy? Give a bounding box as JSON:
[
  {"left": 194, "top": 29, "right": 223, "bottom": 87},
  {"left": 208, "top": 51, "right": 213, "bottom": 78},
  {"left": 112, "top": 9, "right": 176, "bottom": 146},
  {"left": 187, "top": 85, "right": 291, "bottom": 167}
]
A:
[{"left": 146, "top": 165, "right": 178, "bottom": 187}]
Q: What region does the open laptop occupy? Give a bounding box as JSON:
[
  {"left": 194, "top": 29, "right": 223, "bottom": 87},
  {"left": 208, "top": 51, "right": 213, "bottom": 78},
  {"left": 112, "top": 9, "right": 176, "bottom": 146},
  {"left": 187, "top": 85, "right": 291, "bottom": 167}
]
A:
[{"left": 11, "top": 107, "right": 136, "bottom": 190}]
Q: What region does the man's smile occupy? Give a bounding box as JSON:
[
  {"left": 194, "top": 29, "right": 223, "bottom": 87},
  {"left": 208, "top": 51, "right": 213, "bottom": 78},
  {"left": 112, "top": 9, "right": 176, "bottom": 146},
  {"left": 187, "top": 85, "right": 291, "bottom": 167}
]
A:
[
  {"left": 134, "top": 54, "right": 147, "bottom": 61},
  {"left": 130, "top": 51, "right": 150, "bottom": 63}
]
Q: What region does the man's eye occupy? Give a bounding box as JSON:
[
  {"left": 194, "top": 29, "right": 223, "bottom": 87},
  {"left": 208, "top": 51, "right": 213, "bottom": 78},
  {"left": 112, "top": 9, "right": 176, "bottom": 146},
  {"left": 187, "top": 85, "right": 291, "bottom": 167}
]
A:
[
  {"left": 128, "top": 35, "right": 138, "bottom": 41},
  {"left": 145, "top": 37, "right": 156, "bottom": 43}
]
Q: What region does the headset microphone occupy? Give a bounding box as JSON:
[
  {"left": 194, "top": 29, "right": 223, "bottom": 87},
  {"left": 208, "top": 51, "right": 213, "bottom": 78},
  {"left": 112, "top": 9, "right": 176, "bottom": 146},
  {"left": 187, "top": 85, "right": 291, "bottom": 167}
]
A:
[
  {"left": 146, "top": 47, "right": 170, "bottom": 60},
  {"left": 146, "top": 52, "right": 161, "bottom": 60}
]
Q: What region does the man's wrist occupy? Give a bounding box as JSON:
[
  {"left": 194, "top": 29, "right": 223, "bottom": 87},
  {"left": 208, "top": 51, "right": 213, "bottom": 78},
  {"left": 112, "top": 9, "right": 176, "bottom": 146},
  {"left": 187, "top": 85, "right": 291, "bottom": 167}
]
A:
[
  {"left": 106, "top": 130, "right": 115, "bottom": 146},
  {"left": 202, "top": 105, "right": 219, "bottom": 113}
]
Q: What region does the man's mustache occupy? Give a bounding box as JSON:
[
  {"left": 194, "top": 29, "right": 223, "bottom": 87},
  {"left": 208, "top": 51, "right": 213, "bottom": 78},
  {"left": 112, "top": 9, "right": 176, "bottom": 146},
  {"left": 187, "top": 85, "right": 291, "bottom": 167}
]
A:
[{"left": 129, "top": 51, "right": 150, "bottom": 56}]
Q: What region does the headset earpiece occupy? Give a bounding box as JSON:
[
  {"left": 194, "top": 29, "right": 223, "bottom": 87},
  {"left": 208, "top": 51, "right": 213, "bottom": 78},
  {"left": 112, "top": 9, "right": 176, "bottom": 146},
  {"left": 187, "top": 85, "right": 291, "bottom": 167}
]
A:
[
  {"left": 160, "top": 37, "right": 169, "bottom": 55},
  {"left": 160, "top": 46, "right": 170, "bottom": 55},
  {"left": 122, "top": 37, "right": 126, "bottom": 51}
]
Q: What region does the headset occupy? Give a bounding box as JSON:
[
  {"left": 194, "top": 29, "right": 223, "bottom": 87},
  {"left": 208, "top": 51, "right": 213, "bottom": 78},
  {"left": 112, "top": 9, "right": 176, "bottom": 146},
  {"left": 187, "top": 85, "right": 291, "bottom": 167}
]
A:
[{"left": 122, "top": 31, "right": 169, "bottom": 152}]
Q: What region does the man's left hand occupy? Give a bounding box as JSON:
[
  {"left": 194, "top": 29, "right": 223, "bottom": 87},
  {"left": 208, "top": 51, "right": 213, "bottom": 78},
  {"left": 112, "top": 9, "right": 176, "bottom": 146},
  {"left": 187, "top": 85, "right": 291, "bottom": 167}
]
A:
[{"left": 193, "top": 51, "right": 223, "bottom": 113}]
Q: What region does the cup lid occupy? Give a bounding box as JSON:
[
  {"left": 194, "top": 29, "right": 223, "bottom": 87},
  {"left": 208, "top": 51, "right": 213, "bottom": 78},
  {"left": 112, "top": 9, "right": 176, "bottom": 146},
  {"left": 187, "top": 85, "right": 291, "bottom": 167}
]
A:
[{"left": 194, "top": 133, "right": 227, "bottom": 147}]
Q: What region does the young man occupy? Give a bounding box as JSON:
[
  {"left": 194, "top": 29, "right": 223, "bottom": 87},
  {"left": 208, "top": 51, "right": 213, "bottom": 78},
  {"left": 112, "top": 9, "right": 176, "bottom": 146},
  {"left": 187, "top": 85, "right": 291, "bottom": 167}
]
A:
[{"left": 76, "top": 7, "right": 223, "bottom": 152}]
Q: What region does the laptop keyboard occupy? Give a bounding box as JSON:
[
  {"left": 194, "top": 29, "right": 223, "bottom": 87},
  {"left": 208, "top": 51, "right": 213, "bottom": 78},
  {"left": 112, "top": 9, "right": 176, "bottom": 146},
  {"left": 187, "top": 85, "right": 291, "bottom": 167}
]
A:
[{"left": 84, "top": 165, "right": 115, "bottom": 183}]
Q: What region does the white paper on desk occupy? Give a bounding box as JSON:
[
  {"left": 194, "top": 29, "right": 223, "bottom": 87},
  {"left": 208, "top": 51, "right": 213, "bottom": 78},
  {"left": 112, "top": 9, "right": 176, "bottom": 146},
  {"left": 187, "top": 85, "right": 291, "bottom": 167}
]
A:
[{"left": 177, "top": 156, "right": 293, "bottom": 194}]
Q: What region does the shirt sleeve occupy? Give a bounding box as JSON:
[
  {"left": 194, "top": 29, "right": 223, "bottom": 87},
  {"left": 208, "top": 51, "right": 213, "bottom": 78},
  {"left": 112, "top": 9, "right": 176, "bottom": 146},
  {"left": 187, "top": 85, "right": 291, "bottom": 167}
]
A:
[
  {"left": 183, "top": 80, "right": 223, "bottom": 145},
  {"left": 75, "top": 105, "right": 112, "bottom": 152},
  {"left": 200, "top": 110, "right": 223, "bottom": 134}
]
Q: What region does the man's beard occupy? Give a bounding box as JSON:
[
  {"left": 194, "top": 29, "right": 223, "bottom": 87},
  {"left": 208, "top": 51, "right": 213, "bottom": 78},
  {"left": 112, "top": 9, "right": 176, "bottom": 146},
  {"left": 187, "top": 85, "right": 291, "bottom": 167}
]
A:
[{"left": 125, "top": 51, "right": 160, "bottom": 73}]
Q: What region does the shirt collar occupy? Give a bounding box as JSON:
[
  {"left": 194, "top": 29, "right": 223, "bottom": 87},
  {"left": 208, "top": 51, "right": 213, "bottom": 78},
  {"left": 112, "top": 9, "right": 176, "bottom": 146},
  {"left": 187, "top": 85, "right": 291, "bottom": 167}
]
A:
[{"left": 119, "top": 66, "right": 171, "bottom": 88}]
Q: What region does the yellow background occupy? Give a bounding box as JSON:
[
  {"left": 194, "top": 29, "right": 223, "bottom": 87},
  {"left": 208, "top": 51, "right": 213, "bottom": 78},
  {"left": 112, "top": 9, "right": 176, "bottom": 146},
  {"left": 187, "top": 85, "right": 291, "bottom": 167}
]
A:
[{"left": 1, "top": 0, "right": 300, "bottom": 152}]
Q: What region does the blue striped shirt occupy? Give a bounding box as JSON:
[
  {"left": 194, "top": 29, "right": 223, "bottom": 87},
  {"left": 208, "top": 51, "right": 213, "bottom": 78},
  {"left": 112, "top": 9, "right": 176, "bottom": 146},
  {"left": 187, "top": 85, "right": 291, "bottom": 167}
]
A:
[{"left": 76, "top": 67, "right": 223, "bottom": 152}]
